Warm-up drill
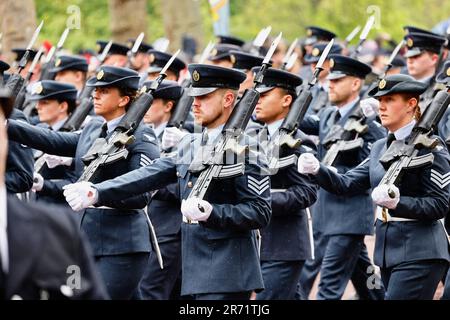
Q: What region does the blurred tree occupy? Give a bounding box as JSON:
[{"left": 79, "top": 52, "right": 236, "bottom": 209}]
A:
[
  {"left": 0, "top": 0, "right": 37, "bottom": 64},
  {"left": 160, "top": 0, "right": 203, "bottom": 53},
  {"left": 109, "top": 0, "right": 148, "bottom": 44}
]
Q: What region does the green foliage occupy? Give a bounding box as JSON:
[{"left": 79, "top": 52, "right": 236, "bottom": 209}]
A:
[{"left": 35, "top": 0, "right": 450, "bottom": 53}]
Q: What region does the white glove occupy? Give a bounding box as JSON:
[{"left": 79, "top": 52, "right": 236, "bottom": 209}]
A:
[
  {"left": 297, "top": 153, "right": 320, "bottom": 175},
  {"left": 63, "top": 182, "right": 98, "bottom": 211},
  {"left": 371, "top": 184, "right": 400, "bottom": 209},
  {"left": 45, "top": 154, "right": 73, "bottom": 168},
  {"left": 161, "top": 127, "right": 188, "bottom": 150},
  {"left": 32, "top": 172, "right": 44, "bottom": 192},
  {"left": 360, "top": 98, "right": 379, "bottom": 118},
  {"left": 181, "top": 197, "right": 213, "bottom": 222}
]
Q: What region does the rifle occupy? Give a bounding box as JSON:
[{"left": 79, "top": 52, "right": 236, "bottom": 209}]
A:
[
  {"left": 4, "top": 21, "right": 43, "bottom": 107},
  {"left": 350, "top": 15, "right": 375, "bottom": 58},
  {"left": 187, "top": 33, "right": 282, "bottom": 201},
  {"left": 163, "top": 41, "right": 215, "bottom": 136},
  {"left": 267, "top": 39, "right": 335, "bottom": 174},
  {"left": 39, "top": 28, "right": 70, "bottom": 81},
  {"left": 126, "top": 32, "right": 144, "bottom": 69},
  {"left": 378, "top": 83, "right": 450, "bottom": 198},
  {"left": 16, "top": 46, "right": 44, "bottom": 112},
  {"left": 77, "top": 50, "right": 181, "bottom": 183}
]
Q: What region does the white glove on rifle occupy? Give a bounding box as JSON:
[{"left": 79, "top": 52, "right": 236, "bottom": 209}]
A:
[
  {"left": 45, "top": 154, "right": 73, "bottom": 168},
  {"left": 161, "top": 127, "right": 188, "bottom": 150},
  {"left": 360, "top": 98, "right": 380, "bottom": 118},
  {"left": 371, "top": 184, "right": 400, "bottom": 210},
  {"left": 181, "top": 197, "right": 213, "bottom": 222},
  {"left": 63, "top": 182, "right": 98, "bottom": 211},
  {"left": 297, "top": 153, "right": 320, "bottom": 175},
  {"left": 32, "top": 172, "right": 44, "bottom": 192}
]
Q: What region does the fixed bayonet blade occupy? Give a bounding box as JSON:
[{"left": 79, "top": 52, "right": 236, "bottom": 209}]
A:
[
  {"left": 316, "top": 38, "right": 335, "bottom": 69},
  {"left": 253, "top": 26, "right": 272, "bottom": 48},
  {"left": 360, "top": 15, "right": 375, "bottom": 40},
  {"left": 387, "top": 40, "right": 404, "bottom": 65},
  {"left": 98, "top": 40, "right": 112, "bottom": 63},
  {"left": 28, "top": 46, "right": 44, "bottom": 75},
  {"left": 199, "top": 41, "right": 215, "bottom": 63},
  {"left": 160, "top": 49, "right": 181, "bottom": 75},
  {"left": 263, "top": 32, "right": 282, "bottom": 64},
  {"left": 131, "top": 32, "right": 145, "bottom": 54},
  {"left": 282, "top": 38, "right": 298, "bottom": 65},
  {"left": 57, "top": 28, "right": 70, "bottom": 50},
  {"left": 27, "top": 21, "right": 44, "bottom": 50},
  {"left": 44, "top": 46, "right": 56, "bottom": 63},
  {"left": 285, "top": 52, "right": 298, "bottom": 70},
  {"left": 345, "top": 25, "right": 361, "bottom": 43}
]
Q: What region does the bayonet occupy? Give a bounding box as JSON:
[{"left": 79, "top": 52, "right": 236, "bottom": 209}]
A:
[
  {"left": 281, "top": 38, "right": 298, "bottom": 70},
  {"left": 98, "top": 40, "right": 113, "bottom": 64},
  {"left": 351, "top": 16, "right": 375, "bottom": 58},
  {"left": 17, "top": 21, "right": 44, "bottom": 73},
  {"left": 344, "top": 25, "right": 361, "bottom": 45}
]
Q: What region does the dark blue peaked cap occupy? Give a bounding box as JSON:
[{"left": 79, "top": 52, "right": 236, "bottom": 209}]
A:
[
  {"left": 147, "top": 50, "right": 187, "bottom": 75},
  {"left": 327, "top": 54, "right": 371, "bottom": 80},
  {"left": 304, "top": 42, "right": 343, "bottom": 64},
  {"left": 86, "top": 66, "right": 140, "bottom": 90},
  {"left": 404, "top": 32, "right": 447, "bottom": 58},
  {"left": 50, "top": 55, "right": 88, "bottom": 73},
  {"left": 29, "top": 80, "right": 78, "bottom": 101},
  {"left": 141, "top": 80, "right": 182, "bottom": 100},
  {"left": 230, "top": 50, "right": 264, "bottom": 71},
  {"left": 187, "top": 63, "right": 246, "bottom": 97},
  {"left": 436, "top": 60, "right": 450, "bottom": 84},
  {"left": 96, "top": 40, "right": 129, "bottom": 56},
  {"left": 252, "top": 67, "right": 303, "bottom": 94},
  {"left": 368, "top": 74, "right": 428, "bottom": 97}
]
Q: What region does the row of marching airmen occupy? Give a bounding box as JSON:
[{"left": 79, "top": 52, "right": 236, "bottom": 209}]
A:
[{"left": 1, "top": 21, "right": 449, "bottom": 300}]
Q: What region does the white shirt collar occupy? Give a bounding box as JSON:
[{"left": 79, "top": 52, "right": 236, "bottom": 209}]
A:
[
  {"left": 336, "top": 97, "right": 359, "bottom": 118},
  {"left": 391, "top": 119, "right": 416, "bottom": 140},
  {"left": 106, "top": 114, "right": 126, "bottom": 134},
  {"left": 267, "top": 118, "right": 284, "bottom": 138},
  {"left": 51, "top": 117, "right": 68, "bottom": 131},
  {"left": 153, "top": 122, "right": 167, "bottom": 138},
  {"left": 0, "top": 186, "right": 8, "bottom": 273},
  {"left": 204, "top": 124, "right": 224, "bottom": 144}
]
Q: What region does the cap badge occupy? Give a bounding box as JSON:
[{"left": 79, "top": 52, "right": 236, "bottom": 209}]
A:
[
  {"left": 446, "top": 67, "right": 450, "bottom": 77},
  {"left": 55, "top": 58, "right": 61, "bottom": 67},
  {"left": 149, "top": 54, "right": 155, "bottom": 64},
  {"left": 307, "top": 29, "right": 313, "bottom": 37},
  {"left": 406, "top": 38, "right": 414, "bottom": 48},
  {"left": 192, "top": 70, "right": 200, "bottom": 82},
  {"left": 329, "top": 58, "right": 334, "bottom": 68},
  {"left": 96, "top": 69, "right": 104, "bottom": 80},
  {"left": 312, "top": 47, "right": 320, "bottom": 57},
  {"left": 379, "top": 79, "right": 387, "bottom": 89},
  {"left": 33, "top": 83, "right": 43, "bottom": 94},
  {"left": 230, "top": 54, "right": 236, "bottom": 65}
]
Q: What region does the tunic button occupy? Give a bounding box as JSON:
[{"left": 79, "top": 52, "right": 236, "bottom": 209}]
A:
[
  {"left": 187, "top": 181, "right": 193, "bottom": 188},
  {"left": 176, "top": 171, "right": 180, "bottom": 177}
]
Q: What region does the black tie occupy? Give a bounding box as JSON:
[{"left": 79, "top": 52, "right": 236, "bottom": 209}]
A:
[
  {"left": 334, "top": 110, "right": 341, "bottom": 124},
  {"left": 99, "top": 123, "right": 108, "bottom": 138},
  {"left": 386, "top": 133, "right": 396, "bottom": 148}
]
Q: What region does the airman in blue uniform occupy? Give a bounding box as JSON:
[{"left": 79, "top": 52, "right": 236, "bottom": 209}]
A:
[
  {"left": 298, "top": 55, "right": 386, "bottom": 300},
  {"left": 6, "top": 66, "right": 160, "bottom": 299},
  {"left": 63, "top": 64, "right": 272, "bottom": 300},
  {"left": 248, "top": 67, "right": 318, "bottom": 300},
  {"left": 298, "top": 74, "right": 450, "bottom": 299}
]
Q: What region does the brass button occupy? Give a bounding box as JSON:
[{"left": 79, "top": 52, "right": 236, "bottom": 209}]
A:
[
  {"left": 187, "top": 181, "right": 193, "bottom": 188},
  {"left": 176, "top": 171, "right": 180, "bottom": 177}
]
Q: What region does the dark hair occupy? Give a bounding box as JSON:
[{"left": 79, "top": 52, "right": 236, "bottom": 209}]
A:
[
  {"left": 280, "top": 88, "right": 298, "bottom": 106},
  {"left": 116, "top": 86, "right": 139, "bottom": 110},
  {"left": 161, "top": 98, "right": 178, "bottom": 112},
  {"left": 57, "top": 98, "right": 77, "bottom": 114},
  {"left": 400, "top": 93, "right": 421, "bottom": 120}
]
